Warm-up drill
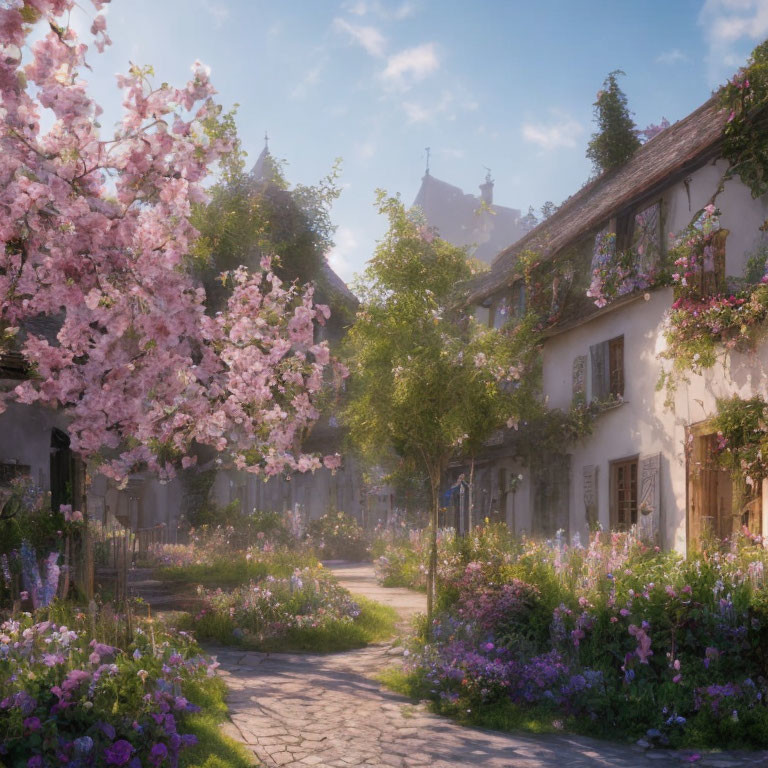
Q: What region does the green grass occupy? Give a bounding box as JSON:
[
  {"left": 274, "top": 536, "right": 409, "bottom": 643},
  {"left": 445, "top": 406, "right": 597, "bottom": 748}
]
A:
[
  {"left": 180, "top": 677, "right": 256, "bottom": 768},
  {"left": 187, "top": 595, "right": 398, "bottom": 653},
  {"left": 155, "top": 551, "right": 321, "bottom": 588}
]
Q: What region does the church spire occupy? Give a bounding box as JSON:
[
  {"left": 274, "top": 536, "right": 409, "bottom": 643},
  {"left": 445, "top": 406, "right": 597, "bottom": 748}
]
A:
[{"left": 250, "top": 131, "right": 276, "bottom": 182}]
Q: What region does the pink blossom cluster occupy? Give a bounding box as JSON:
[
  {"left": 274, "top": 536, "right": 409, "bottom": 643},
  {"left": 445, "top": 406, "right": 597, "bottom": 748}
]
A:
[
  {"left": 0, "top": 2, "right": 342, "bottom": 480},
  {"left": 670, "top": 205, "right": 720, "bottom": 290}
]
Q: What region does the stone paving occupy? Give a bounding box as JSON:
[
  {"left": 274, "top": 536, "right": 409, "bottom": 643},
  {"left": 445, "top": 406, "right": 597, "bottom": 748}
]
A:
[{"left": 212, "top": 563, "right": 768, "bottom": 768}]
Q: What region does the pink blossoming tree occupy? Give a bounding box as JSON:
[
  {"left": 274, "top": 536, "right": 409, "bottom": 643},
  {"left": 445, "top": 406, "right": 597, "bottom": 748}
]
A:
[{"left": 0, "top": 0, "right": 342, "bottom": 481}]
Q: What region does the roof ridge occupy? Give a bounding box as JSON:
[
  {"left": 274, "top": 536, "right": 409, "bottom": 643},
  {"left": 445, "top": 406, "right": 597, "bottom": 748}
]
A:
[{"left": 471, "top": 94, "right": 726, "bottom": 303}]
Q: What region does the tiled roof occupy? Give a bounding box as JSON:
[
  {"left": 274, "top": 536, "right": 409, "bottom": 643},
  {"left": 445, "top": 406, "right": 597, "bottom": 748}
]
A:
[{"left": 466, "top": 96, "right": 728, "bottom": 304}]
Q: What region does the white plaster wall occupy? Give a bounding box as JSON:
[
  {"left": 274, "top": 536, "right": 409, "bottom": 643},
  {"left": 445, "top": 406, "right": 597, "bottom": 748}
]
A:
[
  {"left": 663, "top": 159, "right": 768, "bottom": 277},
  {"left": 538, "top": 162, "right": 768, "bottom": 553},
  {"left": 0, "top": 400, "right": 69, "bottom": 489}
]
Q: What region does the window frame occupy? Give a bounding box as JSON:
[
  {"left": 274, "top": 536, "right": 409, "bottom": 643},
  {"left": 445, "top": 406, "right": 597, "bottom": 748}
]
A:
[
  {"left": 610, "top": 455, "right": 639, "bottom": 530},
  {"left": 590, "top": 334, "right": 625, "bottom": 403},
  {"left": 608, "top": 335, "right": 624, "bottom": 400}
]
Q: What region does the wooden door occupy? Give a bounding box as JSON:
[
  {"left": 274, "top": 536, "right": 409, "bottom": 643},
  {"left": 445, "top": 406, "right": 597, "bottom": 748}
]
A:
[{"left": 688, "top": 433, "right": 733, "bottom": 551}]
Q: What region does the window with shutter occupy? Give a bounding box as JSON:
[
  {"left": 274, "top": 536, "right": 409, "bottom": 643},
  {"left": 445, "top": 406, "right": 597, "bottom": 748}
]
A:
[
  {"left": 638, "top": 452, "right": 661, "bottom": 542},
  {"left": 609, "top": 336, "right": 624, "bottom": 399},
  {"left": 511, "top": 281, "right": 526, "bottom": 318},
  {"left": 631, "top": 202, "right": 662, "bottom": 273},
  {"left": 591, "top": 336, "right": 624, "bottom": 402},
  {"left": 590, "top": 341, "right": 609, "bottom": 402},
  {"left": 610, "top": 458, "right": 638, "bottom": 530}
]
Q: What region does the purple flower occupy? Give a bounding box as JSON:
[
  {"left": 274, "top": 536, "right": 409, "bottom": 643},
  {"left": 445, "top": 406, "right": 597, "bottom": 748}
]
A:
[
  {"left": 104, "top": 739, "right": 134, "bottom": 766},
  {"left": 62, "top": 669, "right": 91, "bottom": 692},
  {"left": 149, "top": 743, "right": 168, "bottom": 766},
  {"left": 27, "top": 757, "right": 43, "bottom": 768},
  {"left": 23, "top": 716, "right": 41, "bottom": 732}
]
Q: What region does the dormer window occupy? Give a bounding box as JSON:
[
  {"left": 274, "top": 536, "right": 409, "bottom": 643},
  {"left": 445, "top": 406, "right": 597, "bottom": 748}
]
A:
[
  {"left": 489, "top": 282, "right": 526, "bottom": 329},
  {"left": 616, "top": 200, "right": 662, "bottom": 269}
]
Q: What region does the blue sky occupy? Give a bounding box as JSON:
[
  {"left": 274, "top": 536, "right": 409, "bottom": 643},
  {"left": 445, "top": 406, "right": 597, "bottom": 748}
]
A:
[{"left": 70, "top": 0, "right": 768, "bottom": 283}]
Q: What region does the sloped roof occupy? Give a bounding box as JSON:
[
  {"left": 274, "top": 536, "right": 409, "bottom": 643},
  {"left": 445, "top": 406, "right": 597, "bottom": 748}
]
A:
[
  {"left": 467, "top": 95, "right": 728, "bottom": 304},
  {"left": 320, "top": 261, "right": 358, "bottom": 307}
]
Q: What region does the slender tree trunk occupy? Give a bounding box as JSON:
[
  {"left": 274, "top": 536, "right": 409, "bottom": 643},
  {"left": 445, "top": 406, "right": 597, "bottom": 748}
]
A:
[
  {"left": 426, "top": 472, "right": 439, "bottom": 638},
  {"left": 468, "top": 457, "right": 475, "bottom": 534}
]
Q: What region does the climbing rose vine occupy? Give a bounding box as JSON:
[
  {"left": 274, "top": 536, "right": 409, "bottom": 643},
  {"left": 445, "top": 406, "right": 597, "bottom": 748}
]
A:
[{"left": 0, "top": 1, "right": 342, "bottom": 480}]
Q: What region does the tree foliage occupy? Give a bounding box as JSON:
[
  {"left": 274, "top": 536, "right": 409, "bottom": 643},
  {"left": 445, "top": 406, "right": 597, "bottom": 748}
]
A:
[
  {"left": 190, "top": 156, "right": 342, "bottom": 312},
  {"left": 586, "top": 70, "right": 641, "bottom": 174},
  {"left": 720, "top": 39, "right": 768, "bottom": 198},
  {"left": 0, "top": 1, "right": 341, "bottom": 480},
  {"left": 343, "top": 192, "right": 541, "bottom": 622}
]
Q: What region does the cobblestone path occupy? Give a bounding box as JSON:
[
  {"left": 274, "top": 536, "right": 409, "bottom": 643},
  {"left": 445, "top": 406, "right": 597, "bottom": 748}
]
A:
[{"left": 213, "top": 563, "right": 768, "bottom": 768}]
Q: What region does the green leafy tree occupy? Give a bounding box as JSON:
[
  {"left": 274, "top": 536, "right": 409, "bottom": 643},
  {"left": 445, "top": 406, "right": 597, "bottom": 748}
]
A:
[
  {"left": 189, "top": 126, "right": 342, "bottom": 312},
  {"left": 720, "top": 39, "right": 768, "bottom": 198},
  {"left": 343, "top": 192, "right": 539, "bottom": 627},
  {"left": 539, "top": 200, "right": 558, "bottom": 220},
  {"left": 586, "top": 70, "right": 641, "bottom": 174}
]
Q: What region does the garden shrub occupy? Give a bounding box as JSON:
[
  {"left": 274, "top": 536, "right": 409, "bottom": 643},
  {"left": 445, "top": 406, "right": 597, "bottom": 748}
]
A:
[
  {"left": 0, "top": 606, "right": 222, "bottom": 766},
  {"left": 390, "top": 525, "right": 768, "bottom": 749},
  {"left": 306, "top": 510, "right": 368, "bottom": 561},
  {"left": 188, "top": 567, "right": 396, "bottom": 652}
]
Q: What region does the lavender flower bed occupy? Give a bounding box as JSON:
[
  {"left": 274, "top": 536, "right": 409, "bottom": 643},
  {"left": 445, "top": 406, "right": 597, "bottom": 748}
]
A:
[
  {"left": 401, "top": 528, "right": 768, "bottom": 748},
  {"left": 0, "top": 612, "right": 220, "bottom": 766}
]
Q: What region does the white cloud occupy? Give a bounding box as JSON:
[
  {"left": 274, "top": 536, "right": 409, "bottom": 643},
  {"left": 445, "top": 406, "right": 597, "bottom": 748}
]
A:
[
  {"left": 699, "top": 0, "right": 768, "bottom": 83},
  {"left": 656, "top": 48, "right": 688, "bottom": 64},
  {"left": 401, "top": 89, "right": 475, "bottom": 123},
  {"left": 521, "top": 112, "right": 584, "bottom": 151},
  {"left": 200, "top": 0, "right": 229, "bottom": 28},
  {"left": 355, "top": 140, "right": 376, "bottom": 160},
  {"left": 333, "top": 18, "right": 386, "bottom": 58},
  {"left": 402, "top": 101, "right": 431, "bottom": 123},
  {"left": 344, "top": 1, "right": 415, "bottom": 20},
  {"left": 291, "top": 64, "right": 323, "bottom": 100},
  {"left": 381, "top": 43, "right": 439, "bottom": 90},
  {"left": 328, "top": 226, "right": 359, "bottom": 282}
]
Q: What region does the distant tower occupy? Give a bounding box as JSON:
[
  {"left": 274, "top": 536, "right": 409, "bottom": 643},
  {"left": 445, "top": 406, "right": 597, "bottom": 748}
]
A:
[
  {"left": 479, "top": 167, "right": 494, "bottom": 205},
  {"left": 251, "top": 131, "right": 276, "bottom": 182}
]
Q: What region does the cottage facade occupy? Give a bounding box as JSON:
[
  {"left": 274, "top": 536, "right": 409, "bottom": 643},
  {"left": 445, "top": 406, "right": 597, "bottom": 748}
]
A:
[{"left": 464, "top": 96, "right": 768, "bottom": 553}]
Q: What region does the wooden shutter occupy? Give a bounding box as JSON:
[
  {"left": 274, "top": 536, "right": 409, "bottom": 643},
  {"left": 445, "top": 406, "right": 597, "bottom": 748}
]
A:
[
  {"left": 638, "top": 452, "right": 661, "bottom": 543},
  {"left": 590, "top": 341, "right": 609, "bottom": 402},
  {"left": 583, "top": 464, "right": 598, "bottom": 528}
]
